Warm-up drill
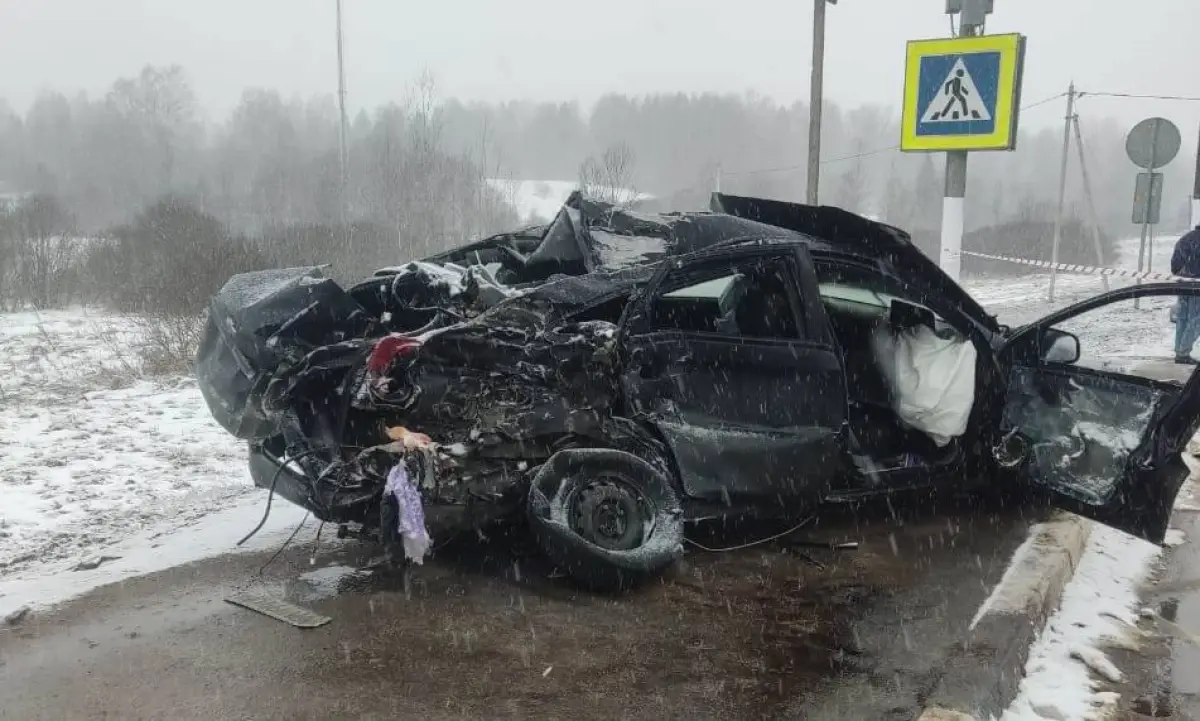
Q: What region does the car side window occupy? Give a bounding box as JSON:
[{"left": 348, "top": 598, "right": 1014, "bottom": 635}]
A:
[
  {"left": 1045, "top": 294, "right": 1188, "bottom": 376},
  {"left": 813, "top": 261, "right": 964, "bottom": 336},
  {"left": 648, "top": 255, "right": 801, "bottom": 339}
]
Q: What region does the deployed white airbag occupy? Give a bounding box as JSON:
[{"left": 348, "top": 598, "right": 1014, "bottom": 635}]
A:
[{"left": 870, "top": 323, "right": 977, "bottom": 447}]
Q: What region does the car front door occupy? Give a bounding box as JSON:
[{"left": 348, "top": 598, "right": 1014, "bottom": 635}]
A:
[
  {"left": 999, "top": 282, "right": 1200, "bottom": 544},
  {"left": 618, "top": 243, "right": 847, "bottom": 506}
]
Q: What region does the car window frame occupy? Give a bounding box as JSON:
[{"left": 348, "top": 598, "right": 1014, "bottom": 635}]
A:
[
  {"left": 642, "top": 250, "right": 808, "bottom": 342},
  {"left": 811, "top": 256, "right": 979, "bottom": 340}
]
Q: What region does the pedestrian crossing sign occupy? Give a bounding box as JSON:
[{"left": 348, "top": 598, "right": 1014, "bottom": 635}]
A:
[{"left": 901, "top": 33, "right": 1026, "bottom": 152}]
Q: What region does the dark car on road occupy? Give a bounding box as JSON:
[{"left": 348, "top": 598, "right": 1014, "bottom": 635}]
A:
[{"left": 197, "top": 191, "right": 1200, "bottom": 589}]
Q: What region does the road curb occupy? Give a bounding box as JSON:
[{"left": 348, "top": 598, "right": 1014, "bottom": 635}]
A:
[{"left": 918, "top": 512, "right": 1093, "bottom": 721}]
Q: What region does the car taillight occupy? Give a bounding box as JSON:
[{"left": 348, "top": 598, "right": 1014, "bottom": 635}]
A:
[{"left": 366, "top": 334, "right": 422, "bottom": 374}]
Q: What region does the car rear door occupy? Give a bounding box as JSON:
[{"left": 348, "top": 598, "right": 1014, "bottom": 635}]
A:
[
  {"left": 618, "top": 243, "right": 847, "bottom": 505},
  {"left": 999, "top": 282, "right": 1200, "bottom": 544}
]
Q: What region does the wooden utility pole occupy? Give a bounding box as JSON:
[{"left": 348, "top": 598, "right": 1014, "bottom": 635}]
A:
[
  {"left": 1047, "top": 82, "right": 1076, "bottom": 302},
  {"left": 1071, "top": 114, "right": 1110, "bottom": 290},
  {"left": 336, "top": 0, "right": 349, "bottom": 226},
  {"left": 806, "top": 0, "right": 836, "bottom": 205}
]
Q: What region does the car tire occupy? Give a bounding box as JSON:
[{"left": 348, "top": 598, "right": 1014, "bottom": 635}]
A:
[{"left": 527, "top": 448, "right": 684, "bottom": 592}]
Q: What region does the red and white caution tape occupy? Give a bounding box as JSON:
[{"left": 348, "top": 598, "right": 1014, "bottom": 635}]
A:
[{"left": 960, "top": 250, "right": 1187, "bottom": 282}]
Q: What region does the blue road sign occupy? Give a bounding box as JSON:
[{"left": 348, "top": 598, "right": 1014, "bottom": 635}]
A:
[
  {"left": 901, "top": 33, "right": 1025, "bottom": 152},
  {"left": 914, "top": 52, "right": 1000, "bottom": 137}
]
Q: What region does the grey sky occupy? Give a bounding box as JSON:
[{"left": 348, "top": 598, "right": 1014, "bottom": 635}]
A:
[{"left": 3, "top": 0, "right": 1199, "bottom": 135}]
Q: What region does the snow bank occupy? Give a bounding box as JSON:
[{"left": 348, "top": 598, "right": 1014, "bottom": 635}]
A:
[{"left": 999, "top": 525, "right": 1164, "bottom": 721}]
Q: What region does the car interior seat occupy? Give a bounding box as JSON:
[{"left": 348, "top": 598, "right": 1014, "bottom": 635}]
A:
[{"left": 714, "top": 273, "right": 747, "bottom": 335}]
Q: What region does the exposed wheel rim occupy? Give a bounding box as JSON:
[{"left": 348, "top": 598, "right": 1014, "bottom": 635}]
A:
[{"left": 568, "top": 475, "right": 651, "bottom": 552}]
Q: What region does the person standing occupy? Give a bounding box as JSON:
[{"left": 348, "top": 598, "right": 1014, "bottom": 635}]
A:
[{"left": 1171, "top": 223, "right": 1200, "bottom": 364}]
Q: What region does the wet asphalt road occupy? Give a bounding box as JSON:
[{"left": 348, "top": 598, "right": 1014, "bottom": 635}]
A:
[
  {"left": 0, "top": 496, "right": 1035, "bottom": 721},
  {"left": 1104, "top": 360, "right": 1200, "bottom": 720},
  {"left": 1163, "top": 510, "right": 1200, "bottom": 718},
  {"left": 1111, "top": 507, "right": 1200, "bottom": 720}
]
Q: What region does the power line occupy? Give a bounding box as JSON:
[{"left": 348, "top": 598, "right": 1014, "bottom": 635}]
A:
[
  {"left": 1020, "top": 91, "right": 1067, "bottom": 111},
  {"left": 822, "top": 144, "right": 900, "bottom": 166},
  {"left": 1078, "top": 91, "right": 1200, "bottom": 103},
  {"left": 720, "top": 91, "right": 1069, "bottom": 179}
]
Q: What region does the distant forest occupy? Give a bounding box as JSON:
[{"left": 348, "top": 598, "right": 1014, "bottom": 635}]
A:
[
  {"left": 0, "top": 64, "right": 1195, "bottom": 316},
  {"left": 3, "top": 65, "right": 1196, "bottom": 237}
]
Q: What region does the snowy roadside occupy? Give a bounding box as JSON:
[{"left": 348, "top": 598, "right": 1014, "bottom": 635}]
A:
[
  {"left": 0, "top": 309, "right": 271, "bottom": 611},
  {"left": 969, "top": 236, "right": 1193, "bottom": 720},
  {"left": 1, "top": 376, "right": 257, "bottom": 570},
  {"left": 998, "top": 494, "right": 1191, "bottom": 721},
  {"left": 0, "top": 496, "right": 310, "bottom": 619},
  {"left": 964, "top": 235, "right": 1180, "bottom": 327}
]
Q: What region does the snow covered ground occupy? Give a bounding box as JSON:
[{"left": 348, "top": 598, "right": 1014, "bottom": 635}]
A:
[
  {"left": 962, "top": 236, "right": 1182, "bottom": 372},
  {"left": 0, "top": 309, "right": 304, "bottom": 617},
  {"left": 965, "top": 235, "right": 1179, "bottom": 324},
  {"left": 999, "top": 522, "right": 1171, "bottom": 721},
  {"left": 999, "top": 470, "right": 1196, "bottom": 721}
]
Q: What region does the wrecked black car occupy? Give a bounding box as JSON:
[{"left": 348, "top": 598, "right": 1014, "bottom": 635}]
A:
[{"left": 197, "top": 191, "right": 1200, "bottom": 590}]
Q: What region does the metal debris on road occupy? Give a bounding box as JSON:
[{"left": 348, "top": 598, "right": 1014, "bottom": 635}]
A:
[{"left": 225, "top": 590, "right": 332, "bottom": 629}]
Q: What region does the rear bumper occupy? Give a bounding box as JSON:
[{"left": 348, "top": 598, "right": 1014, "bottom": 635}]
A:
[{"left": 247, "top": 443, "right": 325, "bottom": 518}]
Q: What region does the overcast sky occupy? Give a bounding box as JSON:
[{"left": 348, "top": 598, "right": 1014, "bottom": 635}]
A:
[{"left": 3, "top": 0, "right": 1199, "bottom": 136}]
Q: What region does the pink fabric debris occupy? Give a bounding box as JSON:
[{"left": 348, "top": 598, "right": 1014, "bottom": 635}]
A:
[{"left": 384, "top": 461, "right": 432, "bottom": 564}]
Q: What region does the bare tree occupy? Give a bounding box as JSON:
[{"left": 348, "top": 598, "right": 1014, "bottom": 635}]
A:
[
  {"left": 107, "top": 65, "right": 199, "bottom": 190},
  {"left": 578, "top": 142, "right": 640, "bottom": 206},
  {"left": 6, "top": 194, "right": 74, "bottom": 308}
]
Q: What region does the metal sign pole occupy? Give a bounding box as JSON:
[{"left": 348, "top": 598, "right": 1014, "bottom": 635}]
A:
[
  {"left": 939, "top": 11, "right": 982, "bottom": 283},
  {"left": 1193, "top": 123, "right": 1200, "bottom": 226},
  {"left": 900, "top": 7, "right": 1021, "bottom": 278},
  {"left": 1148, "top": 200, "right": 1156, "bottom": 273},
  {"left": 1134, "top": 122, "right": 1160, "bottom": 309},
  {"left": 1125, "top": 116, "right": 1181, "bottom": 310}
]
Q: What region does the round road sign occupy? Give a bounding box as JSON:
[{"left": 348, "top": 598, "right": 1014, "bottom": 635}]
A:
[{"left": 1126, "top": 117, "right": 1182, "bottom": 169}]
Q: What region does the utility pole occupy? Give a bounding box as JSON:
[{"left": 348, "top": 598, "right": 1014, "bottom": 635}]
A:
[
  {"left": 1193, "top": 123, "right": 1200, "bottom": 227},
  {"left": 1071, "top": 114, "right": 1110, "bottom": 290},
  {"left": 806, "top": 0, "right": 835, "bottom": 205},
  {"left": 336, "top": 0, "right": 349, "bottom": 226},
  {"left": 1047, "top": 82, "right": 1076, "bottom": 302}
]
